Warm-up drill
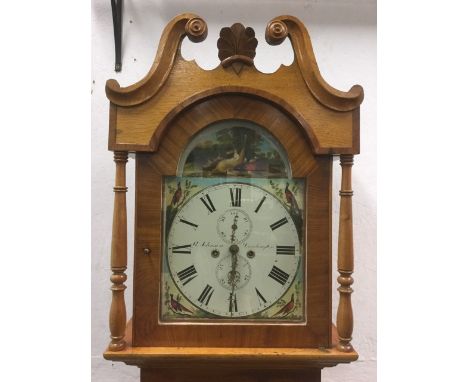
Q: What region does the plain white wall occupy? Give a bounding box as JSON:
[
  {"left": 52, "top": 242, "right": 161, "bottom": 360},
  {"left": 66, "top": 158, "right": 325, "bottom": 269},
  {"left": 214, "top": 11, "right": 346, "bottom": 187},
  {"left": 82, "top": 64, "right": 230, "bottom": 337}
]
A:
[{"left": 91, "top": 1, "right": 376, "bottom": 381}]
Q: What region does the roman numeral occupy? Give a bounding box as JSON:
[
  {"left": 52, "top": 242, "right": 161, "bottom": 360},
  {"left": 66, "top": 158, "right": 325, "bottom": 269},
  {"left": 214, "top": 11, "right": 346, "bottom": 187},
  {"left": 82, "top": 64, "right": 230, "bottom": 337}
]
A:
[
  {"left": 229, "top": 292, "right": 238, "bottom": 313},
  {"left": 270, "top": 217, "right": 288, "bottom": 231},
  {"left": 171, "top": 244, "right": 191, "bottom": 254},
  {"left": 254, "top": 196, "right": 266, "bottom": 213},
  {"left": 198, "top": 284, "right": 214, "bottom": 305},
  {"left": 230, "top": 187, "right": 241, "bottom": 207},
  {"left": 268, "top": 266, "right": 290, "bottom": 285},
  {"left": 177, "top": 265, "right": 198, "bottom": 285},
  {"left": 255, "top": 287, "right": 267, "bottom": 304},
  {"left": 200, "top": 194, "right": 216, "bottom": 213},
  {"left": 179, "top": 218, "right": 198, "bottom": 228},
  {"left": 276, "top": 245, "right": 295, "bottom": 255}
]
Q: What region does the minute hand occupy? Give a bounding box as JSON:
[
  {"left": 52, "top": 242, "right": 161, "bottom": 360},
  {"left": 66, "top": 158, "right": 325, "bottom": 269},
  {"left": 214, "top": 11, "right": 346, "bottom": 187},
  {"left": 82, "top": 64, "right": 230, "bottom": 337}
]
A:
[
  {"left": 230, "top": 212, "right": 239, "bottom": 243},
  {"left": 228, "top": 244, "right": 239, "bottom": 286},
  {"left": 228, "top": 244, "right": 239, "bottom": 313}
]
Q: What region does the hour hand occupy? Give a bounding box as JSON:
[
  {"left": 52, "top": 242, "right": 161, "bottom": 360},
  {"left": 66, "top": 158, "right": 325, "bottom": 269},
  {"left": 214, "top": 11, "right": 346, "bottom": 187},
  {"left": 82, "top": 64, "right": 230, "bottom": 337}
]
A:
[
  {"left": 229, "top": 291, "right": 238, "bottom": 314},
  {"left": 230, "top": 213, "right": 239, "bottom": 243},
  {"left": 228, "top": 244, "right": 240, "bottom": 288}
]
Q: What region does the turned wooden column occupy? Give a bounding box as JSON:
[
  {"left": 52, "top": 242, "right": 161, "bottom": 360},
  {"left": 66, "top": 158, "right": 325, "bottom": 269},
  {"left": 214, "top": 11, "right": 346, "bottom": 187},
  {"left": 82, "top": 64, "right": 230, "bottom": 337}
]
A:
[
  {"left": 336, "top": 154, "right": 355, "bottom": 352},
  {"left": 108, "top": 151, "right": 128, "bottom": 351}
]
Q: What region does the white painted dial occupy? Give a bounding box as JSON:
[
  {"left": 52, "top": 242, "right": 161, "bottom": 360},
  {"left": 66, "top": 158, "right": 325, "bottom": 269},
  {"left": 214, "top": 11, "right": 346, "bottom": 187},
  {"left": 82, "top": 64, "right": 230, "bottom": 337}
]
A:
[{"left": 166, "top": 182, "right": 301, "bottom": 318}]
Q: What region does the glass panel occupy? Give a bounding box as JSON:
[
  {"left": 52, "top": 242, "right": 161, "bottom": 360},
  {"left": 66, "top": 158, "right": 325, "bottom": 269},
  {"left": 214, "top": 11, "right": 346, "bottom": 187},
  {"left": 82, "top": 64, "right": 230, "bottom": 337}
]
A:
[
  {"left": 161, "top": 119, "right": 304, "bottom": 324},
  {"left": 160, "top": 176, "right": 305, "bottom": 323}
]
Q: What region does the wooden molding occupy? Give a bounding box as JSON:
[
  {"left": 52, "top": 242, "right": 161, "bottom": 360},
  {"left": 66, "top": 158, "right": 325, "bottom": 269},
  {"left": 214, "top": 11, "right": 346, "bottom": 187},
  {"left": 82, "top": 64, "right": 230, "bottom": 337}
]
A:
[
  {"left": 336, "top": 154, "right": 355, "bottom": 352},
  {"left": 108, "top": 151, "right": 129, "bottom": 351},
  {"left": 105, "top": 345, "right": 357, "bottom": 369},
  {"left": 145, "top": 88, "right": 323, "bottom": 154},
  {"left": 104, "top": 321, "right": 357, "bottom": 369}
]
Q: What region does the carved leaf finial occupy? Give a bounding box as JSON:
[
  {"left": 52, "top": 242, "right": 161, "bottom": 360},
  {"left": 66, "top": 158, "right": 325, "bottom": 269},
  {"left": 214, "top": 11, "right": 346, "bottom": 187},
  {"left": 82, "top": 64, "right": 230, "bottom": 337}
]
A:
[{"left": 217, "top": 23, "right": 258, "bottom": 74}]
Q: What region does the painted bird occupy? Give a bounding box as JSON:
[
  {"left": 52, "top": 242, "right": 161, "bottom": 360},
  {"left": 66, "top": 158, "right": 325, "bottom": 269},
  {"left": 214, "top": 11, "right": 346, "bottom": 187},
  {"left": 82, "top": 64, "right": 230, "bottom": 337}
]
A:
[
  {"left": 272, "top": 294, "right": 295, "bottom": 318},
  {"left": 284, "top": 183, "right": 300, "bottom": 214},
  {"left": 213, "top": 147, "right": 245, "bottom": 174},
  {"left": 169, "top": 294, "right": 193, "bottom": 315},
  {"left": 171, "top": 182, "right": 182, "bottom": 206}
]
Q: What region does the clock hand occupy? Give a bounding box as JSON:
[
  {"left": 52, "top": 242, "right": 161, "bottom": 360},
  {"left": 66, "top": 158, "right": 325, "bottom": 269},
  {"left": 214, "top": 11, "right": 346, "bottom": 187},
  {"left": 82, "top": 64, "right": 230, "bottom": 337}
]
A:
[
  {"left": 228, "top": 244, "right": 239, "bottom": 287},
  {"left": 228, "top": 244, "right": 239, "bottom": 314},
  {"left": 230, "top": 212, "right": 239, "bottom": 243},
  {"left": 228, "top": 213, "right": 240, "bottom": 288},
  {"left": 228, "top": 213, "right": 241, "bottom": 314}
]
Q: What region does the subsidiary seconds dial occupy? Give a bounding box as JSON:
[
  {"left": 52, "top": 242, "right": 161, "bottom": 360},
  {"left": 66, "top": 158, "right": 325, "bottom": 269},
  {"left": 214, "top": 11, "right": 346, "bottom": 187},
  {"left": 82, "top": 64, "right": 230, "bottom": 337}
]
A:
[
  {"left": 216, "top": 209, "right": 252, "bottom": 244},
  {"left": 166, "top": 182, "right": 301, "bottom": 318}
]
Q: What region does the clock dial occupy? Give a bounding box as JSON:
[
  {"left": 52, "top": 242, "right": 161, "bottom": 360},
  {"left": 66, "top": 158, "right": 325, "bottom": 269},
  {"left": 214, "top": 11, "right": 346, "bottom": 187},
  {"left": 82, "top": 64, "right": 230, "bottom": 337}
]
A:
[{"left": 166, "top": 182, "right": 301, "bottom": 318}]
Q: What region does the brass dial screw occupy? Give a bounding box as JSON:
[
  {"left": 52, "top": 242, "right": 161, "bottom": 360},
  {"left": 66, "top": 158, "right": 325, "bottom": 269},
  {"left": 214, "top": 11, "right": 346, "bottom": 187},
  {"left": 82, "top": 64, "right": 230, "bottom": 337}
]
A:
[
  {"left": 247, "top": 250, "right": 255, "bottom": 258},
  {"left": 211, "top": 249, "right": 220, "bottom": 258}
]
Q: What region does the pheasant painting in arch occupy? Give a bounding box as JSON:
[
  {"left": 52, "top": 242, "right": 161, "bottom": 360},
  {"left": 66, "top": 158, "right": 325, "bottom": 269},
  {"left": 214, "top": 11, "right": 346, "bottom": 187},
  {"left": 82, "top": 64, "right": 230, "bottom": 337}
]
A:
[{"left": 178, "top": 120, "right": 291, "bottom": 178}]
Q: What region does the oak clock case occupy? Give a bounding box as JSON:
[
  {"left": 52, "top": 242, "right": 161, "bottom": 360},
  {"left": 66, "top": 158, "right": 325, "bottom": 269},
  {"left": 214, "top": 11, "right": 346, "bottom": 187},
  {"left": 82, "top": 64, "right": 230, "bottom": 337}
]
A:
[
  {"left": 161, "top": 120, "right": 306, "bottom": 322},
  {"left": 103, "top": 13, "right": 363, "bottom": 382}
]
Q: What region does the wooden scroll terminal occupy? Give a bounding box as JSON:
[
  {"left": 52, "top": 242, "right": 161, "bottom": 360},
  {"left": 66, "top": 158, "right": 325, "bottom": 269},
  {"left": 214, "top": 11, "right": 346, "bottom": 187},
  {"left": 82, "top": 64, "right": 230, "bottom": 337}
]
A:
[
  {"left": 108, "top": 151, "right": 128, "bottom": 351},
  {"left": 336, "top": 154, "right": 355, "bottom": 352}
]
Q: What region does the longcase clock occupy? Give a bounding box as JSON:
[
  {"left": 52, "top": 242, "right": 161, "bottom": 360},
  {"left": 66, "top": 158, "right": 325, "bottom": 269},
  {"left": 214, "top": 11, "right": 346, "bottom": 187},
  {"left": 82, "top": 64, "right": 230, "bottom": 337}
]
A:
[{"left": 103, "top": 13, "right": 364, "bottom": 382}]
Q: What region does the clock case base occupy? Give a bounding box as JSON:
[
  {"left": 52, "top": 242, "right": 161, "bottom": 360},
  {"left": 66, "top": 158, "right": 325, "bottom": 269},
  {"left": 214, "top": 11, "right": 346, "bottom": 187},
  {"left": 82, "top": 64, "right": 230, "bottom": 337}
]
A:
[
  {"left": 104, "top": 320, "right": 357, "bottom": 381},
  {"left": 140, "top": 368, "right": 321, "bottom": 382}
]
